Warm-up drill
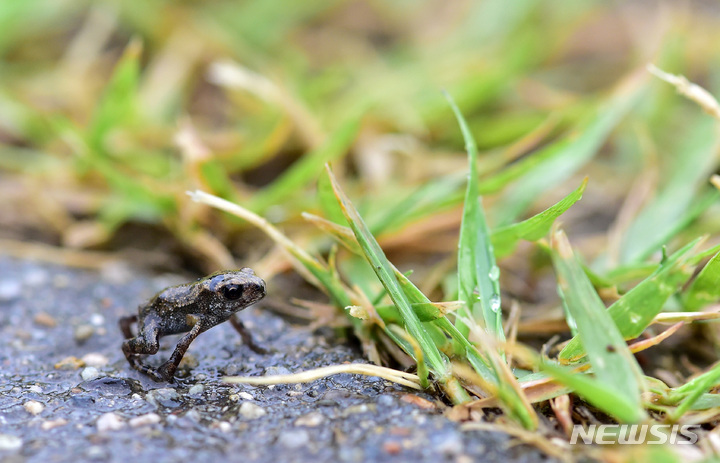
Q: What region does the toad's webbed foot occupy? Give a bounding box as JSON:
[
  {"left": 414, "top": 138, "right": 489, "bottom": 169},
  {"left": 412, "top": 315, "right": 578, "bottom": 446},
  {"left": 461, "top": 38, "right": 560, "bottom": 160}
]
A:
[{"left": 120, "top": 319, "right": 172, "bottom": 382}]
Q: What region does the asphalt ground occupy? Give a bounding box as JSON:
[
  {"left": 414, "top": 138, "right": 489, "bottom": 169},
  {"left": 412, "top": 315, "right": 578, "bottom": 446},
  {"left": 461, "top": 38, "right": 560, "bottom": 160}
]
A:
[{"left": 0, "top": 256, "right": 553, "bottom": 463}]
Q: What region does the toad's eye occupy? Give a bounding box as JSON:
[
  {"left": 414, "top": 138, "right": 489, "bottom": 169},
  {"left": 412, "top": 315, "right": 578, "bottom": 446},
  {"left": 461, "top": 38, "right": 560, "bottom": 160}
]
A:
[{"left": 221, "top": 284, "right": 243, "bottom": 300}]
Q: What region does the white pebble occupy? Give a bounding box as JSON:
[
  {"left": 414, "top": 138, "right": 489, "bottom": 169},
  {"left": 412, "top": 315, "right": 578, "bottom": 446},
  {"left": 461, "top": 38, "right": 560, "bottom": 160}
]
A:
[
  {"left": 97, "top": 412, "right": 125, "bottom": 432},
  {"left": 0, "top": 434, "right": 22, "bottom": 451},
  {"left": 238, "top": 402, "right": 266, "bottom": 419},
  {"left": 188, "top": 384, "right": 204, "bottom": 396},
  {"left": 81, "top": 353, "right": 109, "bottom": 367},
  {"left": 81, "top": 367, "right": 100, "bottom": 381},
  {"left": 23, "top": 400, "right": 44, "bottom": 415},
  {"left": 28, "top": 385, "right": 42, "bottom": 394},
  {"left": 129, "top": 413, "right": 161, "bottom": 428},
  {"left": 215, "top": 421, "right": 231, "bottom": 433},
  {"left": 0, "top": 281, "right": 21, "bottom": 301},
  {"left": 238, "top": 391, "right": 254, "bottom": 400},
  {"left": 90, "top": 314, "right": 105, "bottom": 326},
  {"left": 41, "top": 418, "right": 67, "bottom": 430},
  {"left": 24, "top": 269, "right": 48, "bottom": 286},
  {"left": 294, "top": 412, "right": 325, "bottom": 427},
  {"left": 278, "top": 429, "right": 309, "bottom": 449}
]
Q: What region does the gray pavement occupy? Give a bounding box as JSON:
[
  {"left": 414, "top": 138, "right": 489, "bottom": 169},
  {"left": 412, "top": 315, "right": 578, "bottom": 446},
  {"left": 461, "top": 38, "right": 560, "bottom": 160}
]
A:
[{"left": 0, "top": 256, "right": 552, "bottom": 463}]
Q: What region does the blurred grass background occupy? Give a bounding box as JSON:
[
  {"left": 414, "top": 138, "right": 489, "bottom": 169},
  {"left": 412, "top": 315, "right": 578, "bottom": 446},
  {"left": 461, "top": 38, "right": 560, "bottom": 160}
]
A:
[{"left": 4, "top": 0, "right": 720, "bottom": 274}]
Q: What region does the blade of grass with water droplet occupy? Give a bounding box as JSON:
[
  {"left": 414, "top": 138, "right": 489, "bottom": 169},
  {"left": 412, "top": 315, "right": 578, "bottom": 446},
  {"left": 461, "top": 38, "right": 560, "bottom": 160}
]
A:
[
  {"left": 559, "top": 238, "right": 700, "bottom": 362},
  {"left": 445, "top": 91, "right": 503, "bottom": 340},
  {"left": 394, "top": 267, "right": 537, "bottom": 429},
  {"left": 551, "top": 229, "right": 646, "bottom": 422}
]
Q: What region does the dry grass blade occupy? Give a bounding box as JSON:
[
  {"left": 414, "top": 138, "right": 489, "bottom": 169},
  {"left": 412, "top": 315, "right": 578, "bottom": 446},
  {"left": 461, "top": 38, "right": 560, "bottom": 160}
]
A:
[
  {"left": 648, "top": 64, "right": 720, "bottom": 120},
  {"left": 223, "top": 364, "right": 422, "bottom": 390}
]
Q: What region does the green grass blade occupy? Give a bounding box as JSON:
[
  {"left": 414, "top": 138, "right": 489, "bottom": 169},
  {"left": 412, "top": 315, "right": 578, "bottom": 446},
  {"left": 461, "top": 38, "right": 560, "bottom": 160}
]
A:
[
  {"left": 445, "top": 91, "right": 504, "bottom": 340},
  {"left": 541, "top": 360, "right": 646, "bottom": 423},
  {"left": 88, "top": 39, "right": 141, "bottom": 151},
  {"left": 667, "top": 363, "right": 720, "bottom": 419},
  {"left": 683, "top": 250, "right": 720, "bottom": 310},
  {"left": 559, "top": 238, "right": 700, "bottom": 361},
  {"left": 620, "top": 116, "right": 720, "bottom": 264},
  {"left": 368, "top": 173, "right": 466, "bottom": 235},
  {"left": 551, "top": 229, "right": 646, "bottom": 422},
  {"left": 317, "top": 170, "right": 347, "bottom": 226},
  {"left": 250, "top": 112, "right": 362, "bottom": 213},
  {"left": 492, "top": 71, "right": 647, "bottom": 225},
  {"left": 326, "top": 166, "right": 449, "bottom": 387},
  {"left": 491, "top": 177, "right": 587, "bottom": 258},
  {"left": 393, "top": 265, "right": 537, "bottom": 429}
]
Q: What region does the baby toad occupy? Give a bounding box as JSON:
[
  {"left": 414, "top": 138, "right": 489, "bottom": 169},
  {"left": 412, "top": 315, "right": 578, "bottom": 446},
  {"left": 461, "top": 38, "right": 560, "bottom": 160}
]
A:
[{"left": 119, "top": 269, "right": 266, "bottom": 382}]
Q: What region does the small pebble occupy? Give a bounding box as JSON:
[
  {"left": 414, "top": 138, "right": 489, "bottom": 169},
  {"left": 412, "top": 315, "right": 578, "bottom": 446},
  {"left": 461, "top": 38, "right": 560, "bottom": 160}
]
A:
[
  {"left": 28, "top": 385, "right": 42, "bottom": 394},
  {"left": 23, "top": 400, "right": 44, "bottom": 415},
  {"left": 238, "top": 402, "right": 266, "bottom": 419},
  {"left": 184, "top": 409, "right": 201, "bottom": 422},
  {"left": 188, "top": 384, "right": 204, "bottom": 396},
  {"left": 81, "top": 367, "right": 100, "bottom": 381},
  {"left": 433, "top": 431, "right": 463, "bottom": 455},
  {"left": 401, "top": 394, "right": 435, "bottom": 409},
  {"left": 214, "top": 421, "right": 231, "bottom": 433},
  {"left": 0, "top": 434, "right": 22, "bottom": 451},
  {"left": 97, "top": 412, "right": 125, "bottom": 432},
  {"left": 129, "top": 413, "right": 161, "bottom": 428},
  {"left": 278, "top": 429, "right": 309, "bottom": 449},
  {"left": 238, "top": 391, "right": 254, "bottom": 400},
  {"left": 54, "top": 356, "right": 85, "bottom": 370},
  {"left": 90, "top": 314, "right": 105, "bottom": 326},
  {"left": 73, "top": 324, "right": 94, "bottom": 343},
  {"left": 178, "top": 353, "right": 198, "bottom": 369},
  {"left": 33, "top": 312, "right": 57, "bottom": 328},
  {"left": 146, "top": 388, "right": 180, "bottom": 408},
  {"left": 100, "top": 261, "right": 134, "bottom": 284},
  {"left": 41, "top": 418, "right": 67, "bottom": 430},
  {"left": 85, "top": 446, "right": 107, "bottom": 460},
  {"left": 24, "top": 269, "right": 48, "bottom": 286},
  {"left": 0, "top": 280, "right": 21, "bottom": 301},
  {"left": 81, "top": 353, "right": 109, "bottom": 367},
  {"left": 383, "top": 441, "right": 402, "bottom": 455},
  {"left": 294, "top": 412, "right": 325, "bottom": 427},
  {"left": 52, "top": 274, "right": 70, "bottom": 288}
]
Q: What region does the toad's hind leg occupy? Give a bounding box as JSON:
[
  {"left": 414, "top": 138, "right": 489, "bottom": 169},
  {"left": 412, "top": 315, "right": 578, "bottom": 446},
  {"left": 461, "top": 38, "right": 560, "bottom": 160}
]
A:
[
  {"left": 155, "top": 315, "right": 204, "bottom": 382},
  {"left": 122, "top": 325, "right": 162, "bottom": 381},
  {"left": 119, "top": 315, "right": 138, "bottom": 339}
]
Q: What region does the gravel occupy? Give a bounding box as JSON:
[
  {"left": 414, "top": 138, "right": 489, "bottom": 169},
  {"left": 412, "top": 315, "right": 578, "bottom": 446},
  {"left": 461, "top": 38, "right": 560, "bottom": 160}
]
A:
[{"left": 0, "top": 256, "right": 554, "bottom": 463}]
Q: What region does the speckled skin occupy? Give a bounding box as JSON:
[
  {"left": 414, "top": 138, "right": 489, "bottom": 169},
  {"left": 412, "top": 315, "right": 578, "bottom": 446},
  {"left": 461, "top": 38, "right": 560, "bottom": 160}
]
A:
[{"left": 119, "top": 269, "right": 266, "bottom": 382}]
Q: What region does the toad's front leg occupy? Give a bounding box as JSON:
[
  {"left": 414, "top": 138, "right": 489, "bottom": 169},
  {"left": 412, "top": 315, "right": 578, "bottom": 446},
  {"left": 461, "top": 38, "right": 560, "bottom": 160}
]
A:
[
  {"left": 230, "top": 314, "right": 268, "bottom": 354},
  {"left": 154, "top": 315, "right": 204, "bottom": 382}
]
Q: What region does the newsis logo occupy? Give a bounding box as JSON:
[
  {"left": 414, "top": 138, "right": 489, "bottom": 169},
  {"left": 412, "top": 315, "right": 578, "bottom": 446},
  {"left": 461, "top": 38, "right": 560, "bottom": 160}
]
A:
[{"left": 569, "top": 424, "right": 699, "bottom": 445}]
